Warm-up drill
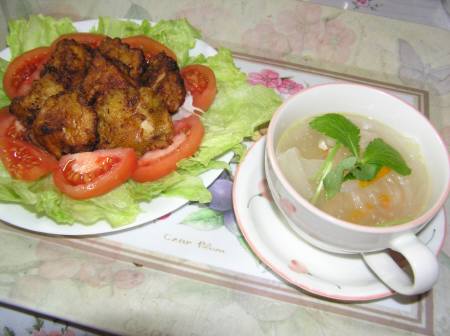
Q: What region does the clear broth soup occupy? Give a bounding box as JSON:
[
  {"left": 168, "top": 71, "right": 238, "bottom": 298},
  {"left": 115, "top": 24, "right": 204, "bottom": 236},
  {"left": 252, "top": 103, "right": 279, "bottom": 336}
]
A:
[{"left": 276, "top": 114, "right": 430, "bottom": 227}]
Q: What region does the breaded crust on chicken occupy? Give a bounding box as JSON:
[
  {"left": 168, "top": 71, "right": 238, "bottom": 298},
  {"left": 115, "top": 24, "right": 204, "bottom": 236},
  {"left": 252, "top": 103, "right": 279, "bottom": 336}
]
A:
[
  {"left": 31, "top": 91, "right": 97, "bottom": 158},
  {"left": 81, "top": 51, "right": 137, "bottom": 104},
  {"left": 8, "top": 38, "right": 189, "bottom": 161},
  {"left": 141, "top": 52, "right": 186, "bottom": 113},
  {"left": 9, "top": 73, "right": 65, "bottom": 127},
  {"left": 41, "top": 39, "right": 93, "bottom": 90},
  {"left": 98, "top": 37, "right": 145, "bottom": 80},
  {"left": 95, "top": 86, "right": 174, "bottom": 155}
]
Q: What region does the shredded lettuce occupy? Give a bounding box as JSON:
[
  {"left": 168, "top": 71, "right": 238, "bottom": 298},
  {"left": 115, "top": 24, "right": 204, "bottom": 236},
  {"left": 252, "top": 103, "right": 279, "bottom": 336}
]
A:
[
  {"left": 6, "top": 14, "right": 76, "bottom": 59},
  {"left": 0, "top": 16, "right": 282, "bottom": 227}
]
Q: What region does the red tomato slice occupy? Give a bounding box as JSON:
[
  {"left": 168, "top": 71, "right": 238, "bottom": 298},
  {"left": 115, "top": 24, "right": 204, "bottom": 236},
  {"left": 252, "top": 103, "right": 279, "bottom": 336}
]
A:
[
  {"left": 181, "top": 64, "right": 217, "bottom": 112},
  {"left": 0, "top": 137, "right": 58, "bottom": 181},
  {"left": 53, "top": 148, "right": 138, "bottom": 200},
  {"left": 121, "top": 35, "right": 177, "bottom": 61},
  {"left": 0, "top": 107, "right": 26, "bottom": 140},
  {"left": 50, "top": 32, "right": 106, "bottom": 49},
  {"left": 0, "top": 107, "right": 7, "bottom": 116},
  {"left": 3, "top": 47, "right": 51, "bottom": 99},
  {"left": 131, "top": 115, "right": 204, "bottom": 182}
]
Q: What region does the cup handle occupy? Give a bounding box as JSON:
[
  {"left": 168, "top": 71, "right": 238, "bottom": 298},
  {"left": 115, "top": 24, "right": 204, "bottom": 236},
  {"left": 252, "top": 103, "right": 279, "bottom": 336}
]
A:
[{"left": 362, "top": 232, "right": 439, "bottom": 296}]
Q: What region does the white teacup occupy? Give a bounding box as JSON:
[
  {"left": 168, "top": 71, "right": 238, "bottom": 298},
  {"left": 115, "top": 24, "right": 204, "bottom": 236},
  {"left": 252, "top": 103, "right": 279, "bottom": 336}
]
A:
[{"left": 265, "top": 83, "right": 450, "bottom": 295}]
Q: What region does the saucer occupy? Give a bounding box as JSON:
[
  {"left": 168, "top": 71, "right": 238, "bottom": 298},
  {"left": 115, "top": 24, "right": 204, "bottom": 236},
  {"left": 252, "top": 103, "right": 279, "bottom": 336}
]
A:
[{"left": 233, "top": 137, "right": 446, "bottom": 301}]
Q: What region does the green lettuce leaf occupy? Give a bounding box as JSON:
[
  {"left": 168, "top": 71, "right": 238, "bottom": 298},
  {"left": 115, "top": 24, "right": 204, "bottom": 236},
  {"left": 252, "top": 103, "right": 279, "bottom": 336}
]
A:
[
  {"left": 0, "top": 17, "right": 281, "bottom": 227},
  {"left": 163, "top": 175, "right": 212, "bottom": 203},
  {"left": 7, "top": 14, "right": 76, "bottom": 59},
  {"left": 91, "top": 16, "right": 151, "bottom": 38},
  {"left": 0, "top": 58, "right": 10, "bottom": 108},
  {"left": 58, "top": 185, "right": 141, "bottom": 227},
  {"left": 179, "top": 48, "right": 281, "bottom": 169},
  {"left": 92, "top": 17, "right": 200, "bottom": 66},
  {"left": 188, "top": 48, "right": 247, "bottom": 88},
  {"left": 180, "top": 83, "right": 280, "bottom": 168},
  {"left": 147, "top": 19, "right": 201, "bottom": 67}
]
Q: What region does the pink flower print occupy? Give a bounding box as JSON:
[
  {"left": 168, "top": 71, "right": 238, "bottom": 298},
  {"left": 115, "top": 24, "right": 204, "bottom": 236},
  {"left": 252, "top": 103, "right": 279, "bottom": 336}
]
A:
[
  {"left": 248, "top": 69, "right": 305, "bottom": 96},
  {"left": 63, "top": 331, "right": 76, "bottom": 336},
  {"left": 76, "top": 263, "right": 114, "bottom": 288},
  {"left": 355, "top": 0, "right": 369, "bottom": 6},
  {"left": 35, "top": 241, "right": 69, "bottom": 261},
  {"left": 48, "top": 331, "right": 75, "bottom": 336},
  {"left": 289, "top": 259, "right": 309, "bottom": 274},
  {"left": 31, "top": 331, "right": 48, "bottom": 336},
  {"left": 40, "top": 4, "right": 83, "bottom": 21},
  {"left": 278, "top": 78, "right": 304, "bottom": 95},
  {"left": 258, "top": 178, "right": 273, "bottom": 202},
  {"left": 38, "top": 257, "right": 81, "bottom": 280},
  {"left": 247, "top": 69, "right": 282, "bottom": 89},
  {"left": 316, "top": 20, "right": 356, "bottom": 64},
  {"left": 276, "top": 3, "right": 324, "bottom": 54},
  {"left": 247, "top": 178, "right": 274, "bottom": 207},
  {"left": 280, "top": 198, "right": 296, "bottom": 214},
  {"left": 35, "top": 240, "right": 118, "bottom": 287},
  {"left": 113, "top": 269, "right": 145, "bottom": 289},
  {"left": 241, "top": 20, "right": 291, "bottom": 58}
]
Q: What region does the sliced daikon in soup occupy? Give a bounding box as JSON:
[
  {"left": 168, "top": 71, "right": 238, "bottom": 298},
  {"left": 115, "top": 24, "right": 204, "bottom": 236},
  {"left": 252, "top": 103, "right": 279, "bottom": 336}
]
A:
[
  {"left": 276, "top": 114, "right": 430, "bottom": 227},
  {"left": 277, "top": 147, "right": 323, "bottom": 199}
]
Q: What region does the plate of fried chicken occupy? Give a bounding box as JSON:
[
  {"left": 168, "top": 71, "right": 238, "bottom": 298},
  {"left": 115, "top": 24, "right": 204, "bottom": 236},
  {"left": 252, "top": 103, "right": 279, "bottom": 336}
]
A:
[{"left": 0, "top": 19, "right": 232, "bottom": 236}]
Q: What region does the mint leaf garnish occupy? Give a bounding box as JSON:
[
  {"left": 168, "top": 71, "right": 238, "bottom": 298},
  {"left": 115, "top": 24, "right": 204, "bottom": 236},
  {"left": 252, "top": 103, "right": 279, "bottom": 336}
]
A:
[
  {"left": 309, "top": 113, "right": 360, "bottom": 157},
  {"left": 311, "top": 143, "right": 342, "bottom": 204},
  {"left": 308, "top": 114, "right": 412, "bottom": 203},
  {"left": 323, "top": 156, "right": 357, "bottom": 199},
  {"left": 350, "top": 162, "right": 380, "bottom": 181},
  {"left": 362, "top": 138, "right": 411, "bottom": 175}
]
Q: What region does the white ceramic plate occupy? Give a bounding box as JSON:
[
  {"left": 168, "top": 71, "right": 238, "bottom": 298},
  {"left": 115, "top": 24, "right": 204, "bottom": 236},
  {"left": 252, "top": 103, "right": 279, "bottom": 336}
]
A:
[
  {"left": 233, "top": 137, "right": 446, "bottom": 301},
  {"left": 0, "top": 19, "right": 230, "bottom": 236}
]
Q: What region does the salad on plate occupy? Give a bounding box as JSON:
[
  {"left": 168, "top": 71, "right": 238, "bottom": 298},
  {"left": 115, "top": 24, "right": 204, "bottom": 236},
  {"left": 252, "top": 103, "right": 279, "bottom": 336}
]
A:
[{"left": 0, "top": 15, "right": 281, "bottom": 233}]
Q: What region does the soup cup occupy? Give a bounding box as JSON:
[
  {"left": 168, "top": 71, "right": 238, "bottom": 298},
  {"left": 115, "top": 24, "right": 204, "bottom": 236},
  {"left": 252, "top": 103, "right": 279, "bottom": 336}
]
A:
[{"left": 265, "top": 83, "right": 449, "bottom": 295}]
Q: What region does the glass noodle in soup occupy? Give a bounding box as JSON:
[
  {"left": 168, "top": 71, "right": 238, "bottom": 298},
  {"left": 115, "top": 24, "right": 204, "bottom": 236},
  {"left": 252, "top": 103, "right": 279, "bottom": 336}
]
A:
[{"left": 276, "top": 114, "right": 430, "bottom": 227}]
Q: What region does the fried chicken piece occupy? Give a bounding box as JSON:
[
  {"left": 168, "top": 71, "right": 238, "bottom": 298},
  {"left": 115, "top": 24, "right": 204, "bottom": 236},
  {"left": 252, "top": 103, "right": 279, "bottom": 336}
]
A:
[
  {"left": 95, "top": 86, "right": 174, "bottom": 155},
  {"left": 98, "top": 37, "right": 145, "bottom": 80},
  {"left": 9, "top": 74, "right": 65, "bottom": 127},
  {"left": 31, "top": 91, "right": 97, "bottom": 158},
  {"left": 141, "top": 52, "right": 186, "bottom": 113},
  {"left": 41, "top": 39, "right": 93, "bottom": 89},
  {"left": 81, "top": 51, "right": 137, "bottom": 104}
]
